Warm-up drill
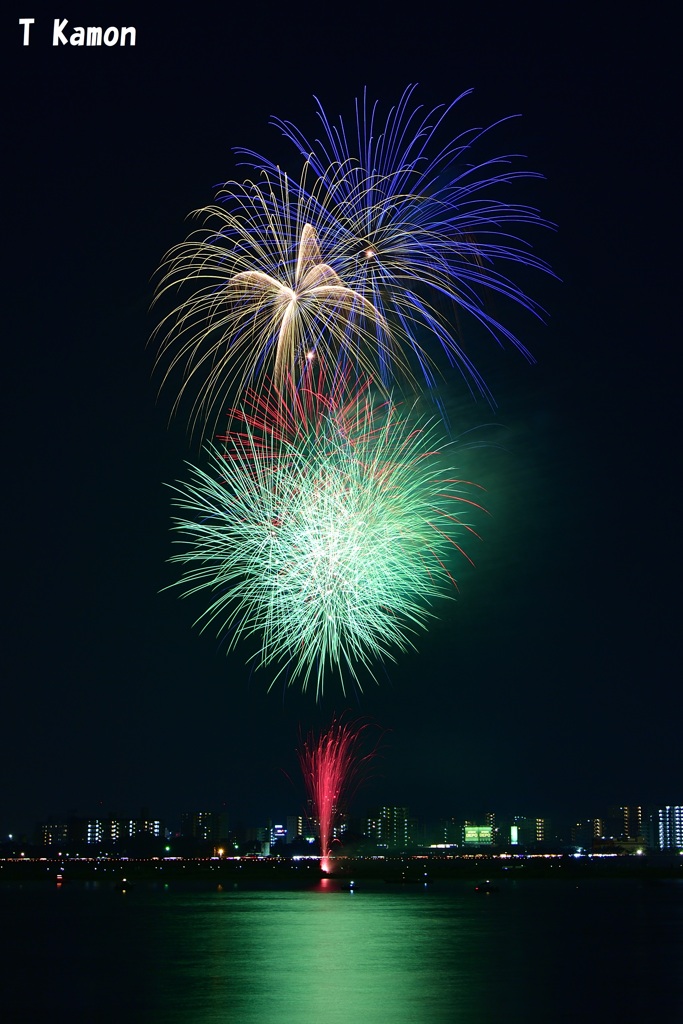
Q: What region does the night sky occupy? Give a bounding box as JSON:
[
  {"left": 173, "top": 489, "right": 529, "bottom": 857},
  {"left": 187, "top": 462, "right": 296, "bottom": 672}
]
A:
[{"left": 3, "top": 4, "right": 679, "bottom": 837}]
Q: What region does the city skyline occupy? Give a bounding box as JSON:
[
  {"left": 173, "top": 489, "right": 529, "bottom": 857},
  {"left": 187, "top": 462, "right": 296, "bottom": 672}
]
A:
[{"left": 18, "top": 799, "right": 683, "bottom": 852}]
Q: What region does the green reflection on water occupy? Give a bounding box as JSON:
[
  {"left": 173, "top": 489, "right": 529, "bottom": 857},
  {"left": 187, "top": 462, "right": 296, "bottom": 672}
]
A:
[{"left": 154, "top": 881, "right": 478, "bottom": 1024}]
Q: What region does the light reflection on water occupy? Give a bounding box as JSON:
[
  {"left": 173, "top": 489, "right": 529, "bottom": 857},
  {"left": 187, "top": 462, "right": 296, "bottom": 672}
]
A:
[
  {"left": 145, "top": 879, "right": 474, "bottom": 1023},
  {"left": 4, "top": 877, "right": 683, "bottom": 1022},
  {"left": 169, "top": 879, "right": 474, "bottom": 1023}
]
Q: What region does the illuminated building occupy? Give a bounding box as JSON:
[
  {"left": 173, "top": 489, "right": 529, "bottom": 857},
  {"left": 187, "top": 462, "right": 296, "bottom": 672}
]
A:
[
  {"left": 180, "top": 810, "right": 229, "bottom": 843},
  {"left": 590, "top": 806, "right": 646, "bottom": 852},
  {"left": 286, "top": 815, "right": 304, "bottom": 842},
  {"left": 109, "top": 820, "right": 124, "bottom": 843},
  {"left": 270, "top": 824, "right": 287, "bottom": 846},
  {"left": 658, "top": 806, "right": 683, "bottom": 850},
  {"left": 600, "top": 806, "right": 644, "bottom": 842},
  {"left": 570, "top": 820, "right": 593, "bottom": 850},
  {"left": 302, "top": 805, "right": 349, "bottom": 847},
  {"left": 463, "top": 823, "right": 494, "bottom": 846},
  {"left": 510, "top": 816, "right": 546, "bottom": 846},
  {"left": 619, "top": 805, "right": 643, "bottom": 840},
  {"left": 38, "top": 817, "right": 87, "bottom": 849},
  {"left": 39, "top": 822, "right": 68, "bottom": 847},
  {"left": 438, "top": 817, "right": 462, "bottom": 845},
  {"left": 366, "top": 806, "right": 411, "bottom": 850},
  {"left": 129, "top": 818, "right": 162, "bottom": 839},
  {"left": 245, "top": 825, "right": 270, "bottom": 855},
  {"left": 86, "top": 817, "right": 162, "bottom": 845},
  {"left": 86, "top": 819, "right": 104, "bottom": 845}
]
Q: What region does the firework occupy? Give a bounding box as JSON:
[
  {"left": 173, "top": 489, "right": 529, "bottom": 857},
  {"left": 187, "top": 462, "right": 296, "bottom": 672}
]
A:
[
  {"left": 246, "top": 84, "right": 554, "bottom": 398},
  {"left": 153, "top": 88, "right": 552, "bottom": 437},
  {"left": 298, "top": 718, "right": 375, "bottom": 873},
  {"left": 166, "top": 375, "right": 485, "bottom": 696},
  {"left": 153, "top": 166, "right": 399, "bottom": 439}
]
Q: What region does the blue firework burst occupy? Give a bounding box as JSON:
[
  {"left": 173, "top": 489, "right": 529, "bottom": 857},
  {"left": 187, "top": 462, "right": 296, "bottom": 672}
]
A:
[{"left": 240, "top": 84, "right": 555, "bottom": 400}]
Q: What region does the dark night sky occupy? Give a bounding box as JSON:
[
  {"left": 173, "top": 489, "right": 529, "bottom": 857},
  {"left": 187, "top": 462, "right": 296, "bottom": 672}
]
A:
[{"left": 2, "top": 3, "right": 680, "bottom": 836}]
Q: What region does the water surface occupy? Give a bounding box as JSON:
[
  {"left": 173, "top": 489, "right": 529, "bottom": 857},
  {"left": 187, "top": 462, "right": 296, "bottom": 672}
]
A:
[{"left": 4, "top": 877, "right": 682, "bottom": 1022}]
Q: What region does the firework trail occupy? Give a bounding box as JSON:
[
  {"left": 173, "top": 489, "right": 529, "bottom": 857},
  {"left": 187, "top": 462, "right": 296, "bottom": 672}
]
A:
[
  {"left": 298, "top": 717, "right": 376, "bottom": 873},
  {"left": 166, "top": 372, "right": 485, "bottom": 696}
]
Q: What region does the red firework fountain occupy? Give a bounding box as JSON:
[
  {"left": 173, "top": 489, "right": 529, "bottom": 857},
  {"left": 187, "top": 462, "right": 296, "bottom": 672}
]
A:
[{"left": 298, "top": 719, "right": 375, "bottom": 874}]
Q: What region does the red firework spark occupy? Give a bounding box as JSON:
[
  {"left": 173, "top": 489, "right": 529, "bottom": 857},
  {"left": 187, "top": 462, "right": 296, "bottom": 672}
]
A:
[
  {"left": 214, "top": 362, "right": 483, "bottom": 522},
  {"left": 216, "top": 360, "right": 386, "bottom": 457},
  {"left": 298, "top": 718, "right": 377, "bottom": 873}
]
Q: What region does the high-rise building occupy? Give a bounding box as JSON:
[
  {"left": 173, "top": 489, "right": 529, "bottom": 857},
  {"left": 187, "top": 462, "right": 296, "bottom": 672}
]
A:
[
  {"left": 129, "top": 818, "right": 162, "bottom": 839},
  {"left": 244, "top": 825, "right": 270, "bottom": 855},
  {"left": 603, "top": 806, "right": 644, "bottom": 841},
  {"left": 109, "top": 819, "right": 124, "bottom": 843},
  {"left": 38, "top": 814, "right": 164, "bottom": 852},
  {"left": 83, "top": 817, "right": 162, "bottom": 846},
  {"left": 86, "top": 819, "right": 104, "bottom": 845},
  {"left": 620, "top": 805, "right": 644, "bottom": 840},
  {"left": 39, "top": 822, "right": 68, "bottom": 847},
  {"left": 591, "top": 806, "right": 646, "bottom": 852},
  {"left": 270, "top": 824, "right": 287, "bottom": 845},
  {"left": 366, "top": 807, "right": 411, "bottom": 850},
  {"left": 286, "top": 815, "right": 304, "bottom": 842},
  {"left": 510, "top": 816, "right": 546, "bottom": 846},
  {"left": 658, "top": 806, "right": 683, "bottom": 850},
  {"left": 570, "top": 820, "right": 594, "bottom": 850},
  {"left": 180, "top": 811, "right": 229, "bottom": 843},
  {"left": 438, "top": 817, "right": 462, "bottom": 845}
]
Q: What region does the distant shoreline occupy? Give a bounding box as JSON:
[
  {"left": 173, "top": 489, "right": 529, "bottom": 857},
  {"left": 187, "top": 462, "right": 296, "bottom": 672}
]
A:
[{"left": 2, "top": 853, "right": 681, "bottom": 884}]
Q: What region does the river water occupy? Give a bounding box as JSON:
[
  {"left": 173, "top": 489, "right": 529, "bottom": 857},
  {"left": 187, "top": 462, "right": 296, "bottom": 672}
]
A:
[{"left": 3, "top": 876, "right": 682, "bottom": 1022}]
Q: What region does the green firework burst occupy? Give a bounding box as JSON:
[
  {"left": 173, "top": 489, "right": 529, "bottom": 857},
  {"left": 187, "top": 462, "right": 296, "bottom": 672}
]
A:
[{"left": 167, "top": 382, "right": 485, "bottom": 696}]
